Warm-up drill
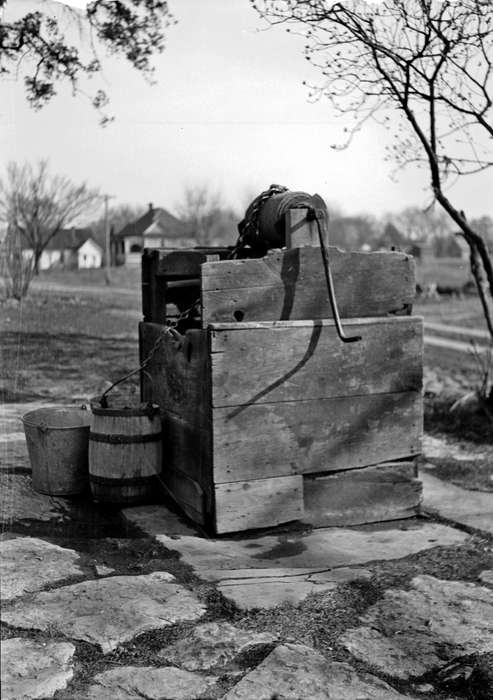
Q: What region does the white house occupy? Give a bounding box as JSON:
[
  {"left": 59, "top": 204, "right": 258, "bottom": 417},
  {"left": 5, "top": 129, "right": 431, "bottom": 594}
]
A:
[
  {"left": 76, "top": 238, "right": 103, "bottom": 268},
  {"left": 23, "top": 228, "right": 103, "bottom": 270},
  {"left": 113, "top": 204, "right": 196, "bottom": 265}
]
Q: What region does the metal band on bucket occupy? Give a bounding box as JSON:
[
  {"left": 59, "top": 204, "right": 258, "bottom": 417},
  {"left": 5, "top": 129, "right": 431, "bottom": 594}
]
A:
[
  {"left": 89, "top": 431, "right": 162, "bottom": 444},
  {"left": 89, "top": 473, "right": 157, "bottom": 486}
]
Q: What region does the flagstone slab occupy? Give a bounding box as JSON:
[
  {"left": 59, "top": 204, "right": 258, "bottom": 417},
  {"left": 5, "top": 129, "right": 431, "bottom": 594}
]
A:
[
  {"left": 155, "top": 522, "right": 466, "bottom": 574},
  {"left": 125, "top": 506, "right": 466, "bottom": 609},
  {"left": 122, "top": 504, "right": 197, "bottom": 537},
  {"left": 341, "top": 574, "right": 493, "bottom": 679},
  {"left": 85, "top": 666, "right": 217, "bottom": 700},
  {"left": 0, "top": 473, "right": 69, "bottom": 524},
  {"left": 224, "top": 643, "right": 410, "bottom": 699},
  {"left": 421, "top": 472, "right": 493, "bottom": 534},
  {"left": 1, "top": 637, "right": 75, "bottom": 700},
  {"left": 1, "top": 536, "right": 83, "bottom": 601},
  {"left": 149, "top": 523, "right": 466, "bottom": 609},
  {"left": 2, "top": 572, "right": 206, "bottom": 653},
  {"left": 159, "top": 622, "right": 276, "bottom": 671},
  {"left": 213, "top": 566, "right": 371, "bottom": 610}
]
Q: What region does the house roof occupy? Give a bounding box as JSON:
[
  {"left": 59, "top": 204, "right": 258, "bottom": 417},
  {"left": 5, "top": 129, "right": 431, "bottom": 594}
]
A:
[
  {"left": 115, "top": 206, "right": 194, "bottom": 240},
  {"left": 23, "top": 228, "right": 98, "bottom": 251}
]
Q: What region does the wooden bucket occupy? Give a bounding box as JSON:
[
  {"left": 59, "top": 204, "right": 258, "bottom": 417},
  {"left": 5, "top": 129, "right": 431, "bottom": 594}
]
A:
[{"left": 89, "top": 401, "right": 162, "bottom": 504}]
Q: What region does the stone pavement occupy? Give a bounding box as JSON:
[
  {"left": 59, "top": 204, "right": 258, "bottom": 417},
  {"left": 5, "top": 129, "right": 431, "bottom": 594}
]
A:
[
  {"left": 123, "top": 511, "right": 468, "bottom": 610},
  {"left": 1, "top": 403, "right": 493, "bottom": 699}
]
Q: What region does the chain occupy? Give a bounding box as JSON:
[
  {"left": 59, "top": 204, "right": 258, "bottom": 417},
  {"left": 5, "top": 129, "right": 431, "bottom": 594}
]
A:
[
  {"left": 231, "top": 184, "right": 288, "bottom": 258},
  {"left": 99, "top": 323, "right": 184, "bottom": 408},
  {"left": 167, "top": 298, "right": 201, "bottom": 328}
]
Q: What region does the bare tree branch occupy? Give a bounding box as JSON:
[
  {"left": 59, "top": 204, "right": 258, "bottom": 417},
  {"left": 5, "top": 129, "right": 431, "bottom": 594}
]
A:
[
  {"left": 0, "top": 160, "right": 100, "bottom": 282},
  {"left": 253, "top": 0, "right": 493, "bottom": 338}
]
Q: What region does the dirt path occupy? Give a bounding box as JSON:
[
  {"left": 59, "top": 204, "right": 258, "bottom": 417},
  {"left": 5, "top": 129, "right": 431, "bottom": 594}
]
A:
[
  {"left": 29, "top": 280, "right": 138, "bottom": 297},
  {"left": 425, "top": 321, "right": 490, "bottom": 340},
  {"left": 425, "top": 335, "right": 489, "bottom": 354}
]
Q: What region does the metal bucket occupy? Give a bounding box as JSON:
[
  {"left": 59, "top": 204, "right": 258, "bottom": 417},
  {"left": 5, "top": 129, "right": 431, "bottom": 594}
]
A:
[{"left": 22, "top": 407, "right": 92, "bottom": 496}]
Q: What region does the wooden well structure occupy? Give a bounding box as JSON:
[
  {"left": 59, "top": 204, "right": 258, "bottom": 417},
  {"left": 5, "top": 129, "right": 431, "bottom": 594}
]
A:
[{"left": 139, "top": 210, "right": 423, "bottom": 534}]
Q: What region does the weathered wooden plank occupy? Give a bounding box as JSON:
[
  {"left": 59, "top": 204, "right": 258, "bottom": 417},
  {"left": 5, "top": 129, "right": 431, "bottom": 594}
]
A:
[
  {"left": 140, "top": 323, "right": 210, "bottom": 428},
  {"left": 201, "top": 247, "right": 415, "bottom": 324},
  {"left": 141, "top": 249, "right": 154, "bottom": 322},
  {"left": 285, "top": 208, "right": 320, "bottom": 248},
  {"left": 158, "top": 468, "right": 206, "bottom": 526},
  {"left": 210, "top": 317, "right": 423, "bottom": 407},
  {"left": 214, "top": 475, "right": 304, "bottom": 534},
  {"left": 303, "top": 461, "right": 422, "bottom": 527},
  {"left": 212, "top": 391, "right": 422, "bottom": 483},
  {"left": 140, "top": 322, "right": 214, "bottom": 519},
  {"left": 156, "top": 249, "right": 224, "bottom": 277},
  {"left": 160, "top": 412, "right": 212, "bottom": 495},
  {"left": 142, "top": 249, "right": 167, "bottom": 323}
]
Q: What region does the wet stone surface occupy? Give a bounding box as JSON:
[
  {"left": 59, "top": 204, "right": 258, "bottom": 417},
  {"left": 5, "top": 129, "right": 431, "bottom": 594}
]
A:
[
  {"left": 223, "top": 643, "right": 411, "bottom": 699},
  {"left": 341, "top": 574, "right": 493, "bottom": 679},
  {"left": 0, "top": 536, "right": 83, "bottom": 601},
  {"left": 154, "top": 522, "right": 468, "bottom": 574},
  {"left": 1, "top": 637, "right": 75, "bottom": 700},
  {"left": 150, "top": 522, "right": 466, "bottom": 609},
  {"left": 3, "top": 572, "right": 207, "bottom": 653},
  {"left": 158, "top": 621, "right": 277, "bottom": 671},
  {"left": 85, "top": 666, "right": 217, "bottom": 700}
]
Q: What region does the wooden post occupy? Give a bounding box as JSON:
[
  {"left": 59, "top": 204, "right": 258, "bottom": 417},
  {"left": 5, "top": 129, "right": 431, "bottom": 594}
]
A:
[
  {"left": 285, "top": 209, "right": 328, "bottom": 248},
  {"left": 104, "top": 194, "right": 114, "bottom": 285}
]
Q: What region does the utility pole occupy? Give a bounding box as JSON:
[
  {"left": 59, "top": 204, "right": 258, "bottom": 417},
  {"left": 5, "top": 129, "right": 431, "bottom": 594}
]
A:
[{"left": 103, "top": 194, "right": 115, "bottom": 285}]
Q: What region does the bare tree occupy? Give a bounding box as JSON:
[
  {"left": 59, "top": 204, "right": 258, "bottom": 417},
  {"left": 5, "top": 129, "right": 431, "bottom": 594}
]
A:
[
  {"left": 0, "top": 0, "right": 176, "bottom": 123},
  {"left": 0, "top": 160, "right": 100, "bottom": 282},
  {"left": 0, "top": 225, "right": 33, "bottom": 300},
  {"left": 253, "top": 0, "right": 493, "bottom": 336},
  {"left": 175, "top": 186, "right": 223, "bottom": 246}
]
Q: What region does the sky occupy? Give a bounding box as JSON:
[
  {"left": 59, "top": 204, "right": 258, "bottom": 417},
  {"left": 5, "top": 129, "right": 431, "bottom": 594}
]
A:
[{"left": 1, "top": 0, "right": 492, "bottom": 222}]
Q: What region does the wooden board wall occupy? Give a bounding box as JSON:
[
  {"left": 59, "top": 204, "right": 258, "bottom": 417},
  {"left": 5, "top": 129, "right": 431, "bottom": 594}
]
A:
[
  {"left": 139, "top": 322, "right": 213, "bottom": 521},
  {"left": 303, "top": 461, "right": 422, "bottom": 526},
  {"left": 201, "top": 247, "right": 415, "bottom": 325},
  {"left": 214, "top": 474, "right": 304, "bottom": 534},
  {"left": 210, "top": 317, "right": 423, "bottom": 407},
  {"left": 140, "top": 316, "right": 423, "bottom": 534},
  {"left": 212, "top": 392, "right": 422, "bottom": 483}
]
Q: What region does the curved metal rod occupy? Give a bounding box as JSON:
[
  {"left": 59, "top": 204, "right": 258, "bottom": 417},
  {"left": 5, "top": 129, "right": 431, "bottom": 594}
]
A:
[{"left": 308, "top": 206, "right": 362, "bottom": 344}]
